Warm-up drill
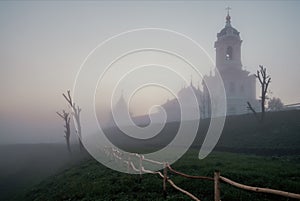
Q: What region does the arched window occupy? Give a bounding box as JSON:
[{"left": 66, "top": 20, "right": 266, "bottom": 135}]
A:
[{"left": 225, "top": 46, "right": 233, "bottom": 60}]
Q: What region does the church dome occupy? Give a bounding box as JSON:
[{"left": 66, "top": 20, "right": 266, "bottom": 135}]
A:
[
  {"left": 218, "top": 26, "right": 239, "bottom": 38},
  {"left": 217, "top": 13, "right": 240, "bottom": 39}
]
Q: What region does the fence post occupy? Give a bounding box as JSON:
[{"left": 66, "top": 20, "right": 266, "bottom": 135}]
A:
[
  {"left": 139, "top": 154, "right": 142, "bottom": 183},
  {"left": 214, "top": 170, "right": 221, "bottom": 201},
  {"left": 127, "top": 156, "right": 131, "bottom": 174},
  {"left": 163, "top": 162, "right": 167, "bottom": 198}
]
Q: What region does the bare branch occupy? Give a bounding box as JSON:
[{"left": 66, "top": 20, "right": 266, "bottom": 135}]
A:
[
  {"left": 56, "top": 112, "right": 64, "bottom": 119},
  {"left": 264, "top": 78, "right": 271, "bottom": 95},
  {"left": 62, "top": 90, "right": 73, "bottom": 107},
  {"left": 61, "top": 89, "right": 83, "bottom": 152},
  {"left": 247, "top": 102, "right": 256, "bottom": 114},
  {"left": 67, "top": 90, "right": 73, "bottom": 106},
  {"left": 256, "top": 71, "right": 263, "bottom": 84}
]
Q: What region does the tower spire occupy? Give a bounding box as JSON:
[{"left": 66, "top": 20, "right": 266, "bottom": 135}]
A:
[
  {"left": 226, "top": 6, "right": 231, "bottom": 16},
  {"left": 225, "top": 6, "right": 231, "bottom": 27}
]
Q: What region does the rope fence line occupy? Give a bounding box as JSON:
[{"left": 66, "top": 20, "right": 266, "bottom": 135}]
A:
[{"left": 104, "top": 147, "right": 300, "bottom": 201}]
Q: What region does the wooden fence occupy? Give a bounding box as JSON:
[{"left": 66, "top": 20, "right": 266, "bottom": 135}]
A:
[{"left": 104, "top": 147, "right": 300, "bottom": 201}]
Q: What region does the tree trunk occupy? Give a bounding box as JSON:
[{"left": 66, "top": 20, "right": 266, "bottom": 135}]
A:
[{"left": 66, "top": 138, "right": 71, "bottom": 153}]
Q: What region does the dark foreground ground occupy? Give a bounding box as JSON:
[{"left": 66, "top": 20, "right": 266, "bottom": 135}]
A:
[
  {"left": 10, "top": 150, "right": 300, "bottom": 201},
  {"left": 0, "top": 144, "right": 89, "bottom": 201}
]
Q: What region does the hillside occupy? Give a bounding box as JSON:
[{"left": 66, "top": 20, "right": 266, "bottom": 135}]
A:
[
  {"left": 2, "top": 110, "right": 300, "bottom": 200},
  {"left": 0, "top": 144, "right": 89, "bottom": 201},
  {"left": 198, "top": 110, "right": 300, "bottom": 155},
  {"left": 11, "top": 151, "right": 300, "bottom": 201},
  {"left": 104, "top": 110, "right": 300, "bottom": 155}
]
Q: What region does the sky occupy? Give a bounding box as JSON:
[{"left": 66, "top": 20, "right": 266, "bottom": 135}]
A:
[{"left": 0, "top": 1, "right": 299, "bottom": 144}]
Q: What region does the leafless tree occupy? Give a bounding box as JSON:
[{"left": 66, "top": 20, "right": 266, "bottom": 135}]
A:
[
  {"left": 62, "top": 90, "right": 83, "bottom": 151},
  {"left": 248, "top": 65, "right": 271, "bottom": 122},
  {"left": 256, "top": 65, "right": 271, "bottom": 121},
  {"left": 56, "top": 110, "right": 71, "bottom": 153}
]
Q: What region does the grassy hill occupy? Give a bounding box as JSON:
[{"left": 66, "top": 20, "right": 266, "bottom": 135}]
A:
[
  {"left": 104, "top": 110, "right": 300, "bottom": 155},
  {"left": 200, "top": 110, "right": 300, "bottom": 155},
  {"left": 0, "top": 144, "right": 89, "bottom": 201},
  {"left": 11, "top": 150, "right": 300, "bottom": 201},
  {"left": 2, "top": 110, "right": 300, "bottom": 200}
]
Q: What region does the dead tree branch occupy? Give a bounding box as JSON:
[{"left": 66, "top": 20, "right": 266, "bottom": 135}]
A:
[
  {"left": 247, "top": 102, "right": 259, "bottom": 122},
  {"left": 62, "top": 90, "right": 83, "bottom": 151},
  {"left": 254, "top": 65, "right": 271, "bottom": 122},
  {"left": 56, "top": 110, "right": 71, "bottom": 153}
]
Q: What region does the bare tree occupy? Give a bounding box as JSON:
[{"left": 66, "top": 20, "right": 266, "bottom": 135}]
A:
[
  {"left": 62, "top": 90, "right": 83, "bottom": 151},
  {"left": 56, "top": 110, "right": 71, "bottom": 153},
  {"left": 247, "top": 65, "right": 271, "bottom": 122},
  {"left": 256, "top": 65, "right": 271, "bottom": 121}
]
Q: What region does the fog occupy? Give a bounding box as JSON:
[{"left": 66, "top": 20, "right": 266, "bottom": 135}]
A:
[
  {"left": 0, "top": 1, "right": 300, "bottom": 144},
  {"left": 0, "top": 144, "right": 89, "bottom": 200}
]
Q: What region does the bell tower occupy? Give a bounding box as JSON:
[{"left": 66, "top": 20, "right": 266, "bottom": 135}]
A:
[
  {"left": 202, "top": 8, "right": 259, "bottom": 116},
  {"left": 214, "top": 8, "right": 242, "bottom": 73}
]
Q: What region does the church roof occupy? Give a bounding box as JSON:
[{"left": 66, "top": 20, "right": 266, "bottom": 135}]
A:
[{"left": 217, "top": 12, "right": 240, "bottom": 39}]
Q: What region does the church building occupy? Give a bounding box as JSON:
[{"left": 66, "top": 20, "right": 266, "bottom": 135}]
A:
[
  {"left": 203, "top": 10, "right": 258, "bottom": 116},
  {"left": 109, "top": 10, "right": 260, "bottom": 128},
  {"left": 160, "top": 10, "right": 259, "bottom": 120}
]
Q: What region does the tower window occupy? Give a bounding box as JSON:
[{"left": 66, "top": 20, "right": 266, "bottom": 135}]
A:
[{"left": 225, "top": 46, "right": 233, "bottom": 60}]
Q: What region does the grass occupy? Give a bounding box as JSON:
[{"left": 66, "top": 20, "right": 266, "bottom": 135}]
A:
[
  {"left": 195, "top": 110, "right": 300, "bottom": 153},
  {"left": 6, "top": 110, "right": 300, "bottom": 200},
  {"left": 12, "top": 150, "right": 300, "bottom": 201},
  {"left": 104, "top": 110, "right": 300, "bottom": 155}
]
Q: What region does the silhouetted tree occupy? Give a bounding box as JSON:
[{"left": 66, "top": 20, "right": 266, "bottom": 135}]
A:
[
  {"left": 256, "top": 65, "right": 271, "bottom": 121},
  {"left": 56, "top": 110, "right": 71, "bottom": 153},
  {"left": 62, "top": 90, "right": 83, "bottom": 151},
  {"left": 247, "top": 65, "right": 271, "bottom": 122}
]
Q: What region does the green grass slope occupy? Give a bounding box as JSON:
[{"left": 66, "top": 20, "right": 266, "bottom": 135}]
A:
[
  {"left": 12, "top": 150, "right": 300, "bottom": 201},
  {"left": 0, "top": 144, "right": 88, "bottom": 201},
  {"left": 104, "top": 110, "right": 300, "bottom": 155},
  {"left": 7, "top": 110, "right": 300, "bottom": 200},
  {"left": 212, "top": 110, "right": 300, "bottom": 154}
]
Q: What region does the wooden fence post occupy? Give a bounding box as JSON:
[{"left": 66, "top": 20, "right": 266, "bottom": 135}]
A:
[
  {"left": 139, "top": 154, "right": 142, "bottom": 183},
  {"left": 163, "top": 162, "right": 167, "bottom": 198},
  {"left": 127, "top": 156, "right": 131, "bottom": 174},
  {"left": 214, "top": 170, "right": 221, "bottom": 201}
]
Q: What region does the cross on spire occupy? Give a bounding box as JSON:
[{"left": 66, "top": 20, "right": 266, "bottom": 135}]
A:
[
  {"left": 226, "top": 6, "right": 231, "bottom": 16},
  {"left": 225, "top": 6, "right": 232, "bottom": 26}
]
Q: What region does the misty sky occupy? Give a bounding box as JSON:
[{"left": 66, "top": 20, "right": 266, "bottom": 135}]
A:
[{"left": 0, "top": 1, "right": 299, "bottom": 144}]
